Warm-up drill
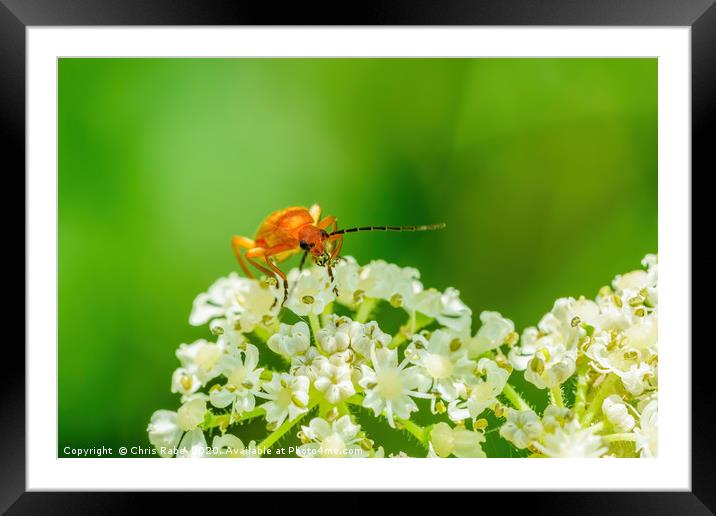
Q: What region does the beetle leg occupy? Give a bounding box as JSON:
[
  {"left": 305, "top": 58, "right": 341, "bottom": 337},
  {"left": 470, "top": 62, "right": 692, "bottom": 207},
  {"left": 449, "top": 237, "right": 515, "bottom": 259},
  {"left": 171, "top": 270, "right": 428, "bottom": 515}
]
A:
[
  {"left": 329, "top": 234, "right": 344, "bottom": 261},
  {"left": 325, "top": 219, "right": 342, "bottom": 258},
  {"left": 249, "top": 243, "right": 292, "bottom": 306},
  {"left": 326, "top": 262, "right": 339, "bottom": 296},
  {"left": 299, "top": 251, "right": 309, "bottom": 271},
  {"left": 232, "top": 236, "right": 257, "bottom": 278},
  {"left": 316, "top": 215, "right": 336, "bottom": 230},
  {"left": 325, "top": 220, "right": 341, "bottom": 295},
  {"left": 262, "top": 250, "right": 291, "bottom": 307},
  {"left": 245, "top": 247, "right": 277, "bottom": 280},
  {"left": 242, "top": 247, "right": 283, "bottom": 308}
]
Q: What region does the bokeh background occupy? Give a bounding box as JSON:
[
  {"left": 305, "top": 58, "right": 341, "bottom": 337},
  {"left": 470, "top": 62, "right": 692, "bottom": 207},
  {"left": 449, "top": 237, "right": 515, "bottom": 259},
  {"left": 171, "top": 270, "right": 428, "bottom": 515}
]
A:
[{"left": 58, "top": 58, "right": 657, "bottom": 457}]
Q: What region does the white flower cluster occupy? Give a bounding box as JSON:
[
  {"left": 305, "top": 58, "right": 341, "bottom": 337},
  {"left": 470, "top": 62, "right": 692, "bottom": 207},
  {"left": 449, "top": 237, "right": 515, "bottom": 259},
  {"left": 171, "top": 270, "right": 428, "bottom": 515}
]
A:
[
  {"left": 147, "top": 254, "right": 657, "bottom": 459},
  {"left": 509, "top": 255, "right": 657, "bottom": 396},
  {"left": 500, "top": 254, "right": 658, "bottom": 458},
  {"left": 500, "top": 405, "right": 607, "bottom": 457}
]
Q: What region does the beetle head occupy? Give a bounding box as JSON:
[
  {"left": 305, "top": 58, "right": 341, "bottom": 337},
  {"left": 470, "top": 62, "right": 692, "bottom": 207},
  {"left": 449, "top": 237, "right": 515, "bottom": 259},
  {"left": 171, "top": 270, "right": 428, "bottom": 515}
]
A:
[{"left": 298, "top": 225, "right": 330, "bottom": 258}]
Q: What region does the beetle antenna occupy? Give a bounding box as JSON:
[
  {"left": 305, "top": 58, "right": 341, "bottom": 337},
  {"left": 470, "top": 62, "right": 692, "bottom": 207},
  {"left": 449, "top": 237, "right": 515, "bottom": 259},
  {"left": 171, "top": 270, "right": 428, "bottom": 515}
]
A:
[{"left": 329, "top": 223, "right": 446, "bottom": 236}]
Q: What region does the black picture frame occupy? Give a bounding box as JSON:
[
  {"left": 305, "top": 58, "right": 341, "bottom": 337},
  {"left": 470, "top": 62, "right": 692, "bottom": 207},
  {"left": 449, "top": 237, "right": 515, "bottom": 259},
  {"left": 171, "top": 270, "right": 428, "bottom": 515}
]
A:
[{"left": 4, "top": 0, "right": 710, "bottom": 512}]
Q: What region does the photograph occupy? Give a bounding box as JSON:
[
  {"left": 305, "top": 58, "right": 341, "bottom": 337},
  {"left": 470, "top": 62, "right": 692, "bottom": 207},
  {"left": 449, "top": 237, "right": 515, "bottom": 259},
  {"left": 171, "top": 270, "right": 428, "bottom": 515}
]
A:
[
  {"left": 3, "top": 0, "right": 708, "bottom": 505},
  {"left": 57, "top": 57, "right": 658, "bottom": 459}
]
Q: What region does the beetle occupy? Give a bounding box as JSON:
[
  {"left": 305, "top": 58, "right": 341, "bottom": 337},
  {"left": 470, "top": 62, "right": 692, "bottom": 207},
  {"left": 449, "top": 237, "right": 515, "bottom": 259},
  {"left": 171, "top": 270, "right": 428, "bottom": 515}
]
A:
[{"left": 232, "top": 204, "right": 446, "bottom": 306}]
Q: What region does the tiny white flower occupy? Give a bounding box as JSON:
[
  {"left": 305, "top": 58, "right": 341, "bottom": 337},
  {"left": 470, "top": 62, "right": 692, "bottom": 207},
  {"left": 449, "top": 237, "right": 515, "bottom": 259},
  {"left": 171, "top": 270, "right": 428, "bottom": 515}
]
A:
[
  {"left": 358, "top": 260, "right": 423, "bottom": 308},
  {"left": 171, "top": 367, "right": 200, "bottom": 397},
  {"left": 621, "top": 363, "right": 654, "bottom": 396},
  {"left": 259, "top": 372, "right": 310, "bottom": 426},
  {"left": 176, "top": 398, "right": 207, "bottom": 431},
  {"left": 289, "top": 347, "right": 322, "bottom": 380},
  {"left": 595, "top": 295, "right": 634, "bottom": 332},
  {"left": 195, "top": 343, "right": 224, "bottom": 379},
  {"left": 267, "top": 321, "right": 311, "bottom": 358},
  {"left": 173, "top": 339, "right": 225, "bottom": 394},
  {"left": 329, "top": 256, "right": 421, "bottom": 308},
  {"left": 177, "top": 428, "right": 208, "bottom": 458},
  {"left": 209, "top": 344, "right": 263, "bottom": 414},
  {"left": 514, "top": 298, "right": 597, "bottom": 374},
  {"left": 499, "top": 409, "right": 543, "bottom": 449},
  {"left": 641, "top": 253, "right": 658, "bottom": 271},
  {"left": 585, "top": 332, "right": 654, "bottom": 396},
  {"left": 537, "top": 422, "right": 607, "bottom": 458},
  {"left": 189, "top": 273, "right": 280, "bottom": 332},
  {"left": 448, "top": 358, "right": 509, "bottom": 421},
  {"left": 209, "top": 315, "right": 247, "bottom": 349},
  {"left": 466, "top": 311, "right": 516, "bottom": 358},
  {"left": 429, "top": 422, "right": 486, "bottom": 458},
  {"left": 599, "top": 256, "right": 657, "bottom": 331},
  {"left": 313, "top": 355, "right": 356, "bottom": 404},
  {"left": 532, "top": 405, "right": 608, "bottom": 458},
  {"left": 541, "top": 405, "right": 573, "bottom": 432},
  {"left": 613, "top": 270, "right": 651, "bottom": 294},
  {"left": 332, "top": 256, "right": 362, "bottom": 306},
  {"left": 285, "top": 267, "right": 335, "bottom": 316},
  {"left": 189, "top": 277, "right": 236, "bottom": 324},
  {"left": 316, "top": 315, "right": 353, "bottom": 354},
  {"left": 359, "top": 346, "right": 431, "bottom": 428},
  {"left": 602, "top": 395, "right": 636, "bottom": 432},
  {"left": 147, "top": 410, "right": 182, "bottom": 457},
  {"left": 624, "top": 315, "right": 658, "bottom": 351},
  {"left": 549, "top": 297, "right": 600, "bottom": 347},
  {"left": 412, "top": 287, "right": 472, "bottom": 336},
  {"left": 510, "top": 327, "right": 576, "bottom": 389},
  {"left": 297, "top": 415, "right": 365, "bottom": 458},
  {"left": 407, "top": 330, "right": 475, "bottom": 402},
  {"left": 635, "top": 400, "right": 657, "bottom": 458},
  {"left": 347, "top": 320, "right": 392, "bottom": 358},
  {"left": 640, "top": 254, "right": 658, "bottom": 305}
]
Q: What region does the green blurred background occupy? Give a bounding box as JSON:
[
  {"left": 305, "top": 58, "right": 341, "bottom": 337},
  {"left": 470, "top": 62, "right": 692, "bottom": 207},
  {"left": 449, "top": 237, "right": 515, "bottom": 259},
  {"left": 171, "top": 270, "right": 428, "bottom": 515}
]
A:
[{"left": 58, "top": 58, "right": 657, "bottom": 457}]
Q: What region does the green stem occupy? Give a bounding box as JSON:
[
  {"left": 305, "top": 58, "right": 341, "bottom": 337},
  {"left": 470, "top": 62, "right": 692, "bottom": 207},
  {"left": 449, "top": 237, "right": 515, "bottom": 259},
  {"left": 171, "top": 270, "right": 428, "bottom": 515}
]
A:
[
  {"left": 390, "top": 312, "right": 433, "bottom": 349},
  {"left": 308, "top": 312, "right": 323, "bottom": 353},
  {"left": 396, "top": 418, "right": 429, "bottom": 447},
  {"left": 202, "top": 407, "right": 265, "bottom": 430},
  {"left": 574, "top": 361, "right": 589, "bottom": 419},
  {"left": 345, "top": 396, "right": 428, "bottom": 447},
  {"left": 258, "top": 404, "right": 315, "bottom": 453},
  {"left": 502, "top": 383, "right": 530, "bottom": 411},
  {"left": 320, "top": 302, "right": 334, "bottom": 326},
  {"left": 602, "top": 432, "right": 636, "bottom": 443},
  {"left": 550, "top": 385, "right": 565, "bottom": 407},
  {"left": 336, "top": 401, "right": 350, "bottom": 416},
  {"left": 253, "top": 325, "right": 272, "bottom": 343},
  {"left": 583, "top": 373, "right": 619, "bottom": 426},
  {"left": 355, "top": 298, "right": 378, "bottom": 323}
]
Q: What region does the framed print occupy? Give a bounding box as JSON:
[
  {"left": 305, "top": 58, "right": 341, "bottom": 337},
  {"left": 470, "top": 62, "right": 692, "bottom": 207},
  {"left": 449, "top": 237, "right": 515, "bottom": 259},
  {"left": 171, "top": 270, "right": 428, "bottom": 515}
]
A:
[{"left": 4, "top": 0, "right": 711, "bottom": 511}]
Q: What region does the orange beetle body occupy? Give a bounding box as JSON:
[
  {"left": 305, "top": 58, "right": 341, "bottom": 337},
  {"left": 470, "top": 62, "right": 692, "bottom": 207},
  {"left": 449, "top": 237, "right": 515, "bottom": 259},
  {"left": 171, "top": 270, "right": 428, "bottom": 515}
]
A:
[
  {"left": 253, "top": 206, "right": 329, "bottom": 262},
  {"left": 232, "top": 203, "right": 445, "bottom": 306}
]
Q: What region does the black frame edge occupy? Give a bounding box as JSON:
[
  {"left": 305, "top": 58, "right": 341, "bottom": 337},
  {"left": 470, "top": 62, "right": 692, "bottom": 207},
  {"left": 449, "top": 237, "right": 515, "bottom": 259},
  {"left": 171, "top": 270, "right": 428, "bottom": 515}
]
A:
[
  {"left": 691, "top": 1, "right": 716, "bottom": 512},
  {"left": 1, "top": 0, "right": 716, "bottom": 26},
  {"left": 0, "top": 0, "right": 26, "bottom": 514},
  {"left": 3, "top": 492, "right": 715, "bottom": 514},
  {"left": 3, "top": 0, "right": 711, "bottom": 512}
]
